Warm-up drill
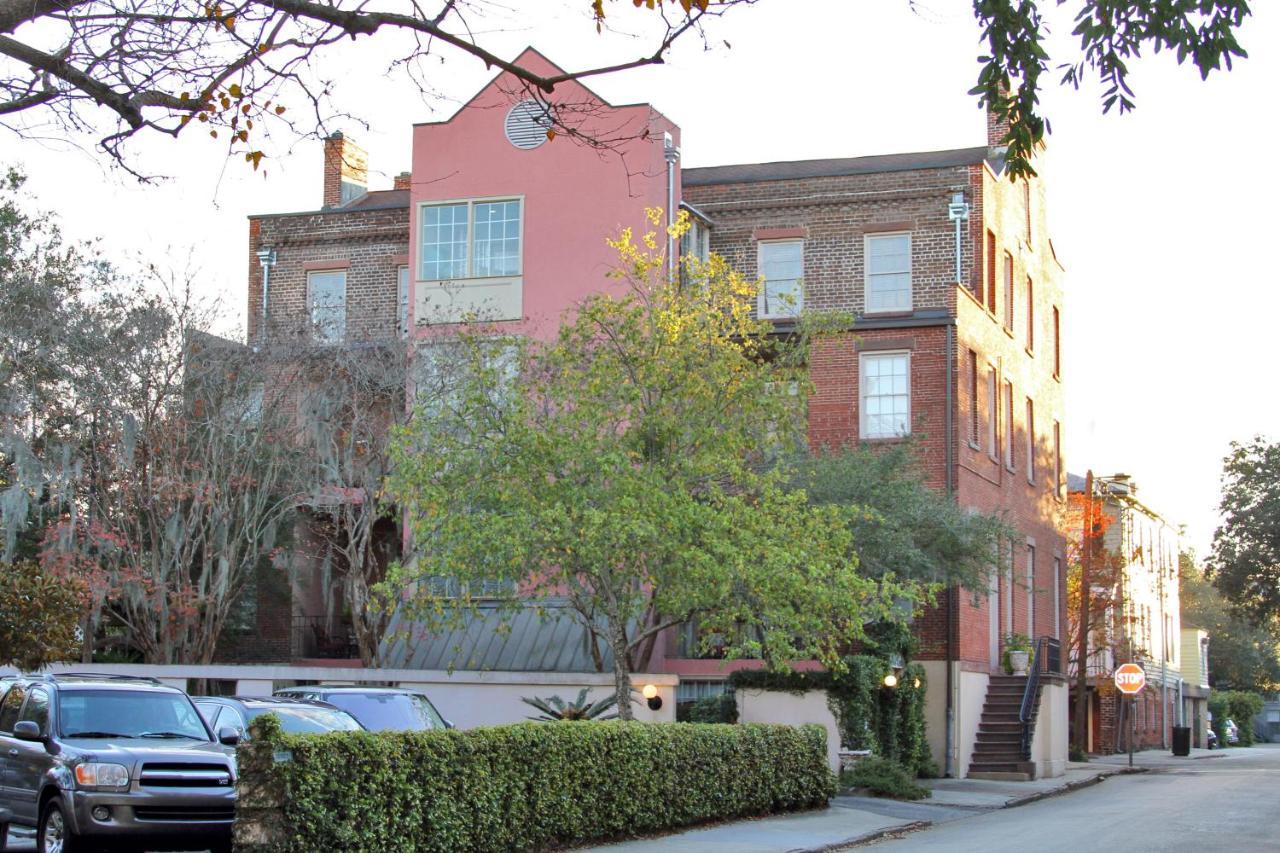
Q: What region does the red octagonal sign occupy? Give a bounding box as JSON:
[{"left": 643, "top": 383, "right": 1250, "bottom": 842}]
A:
[{"left": 1114, "top": 663, "right": 1146, "bottom": 695}]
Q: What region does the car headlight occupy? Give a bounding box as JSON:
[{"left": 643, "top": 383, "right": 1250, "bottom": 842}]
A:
[{"left": 75, "top": 763, "right": 131, "bottom": 790}]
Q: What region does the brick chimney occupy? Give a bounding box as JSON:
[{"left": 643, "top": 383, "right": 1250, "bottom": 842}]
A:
[
  {"left": 986, "top": 87, "right": 1012, "bottom": 150},
  {"left": 393, "top": 171, "right": 412, "bottom": 191},
  {"left": 322, "top": 131, "right": 368, "bottom": 209}
]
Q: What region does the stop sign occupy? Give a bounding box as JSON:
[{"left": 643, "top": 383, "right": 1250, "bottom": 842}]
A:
[{"left": 1114, "top": 663, "right": 1146, "bottom": 694}]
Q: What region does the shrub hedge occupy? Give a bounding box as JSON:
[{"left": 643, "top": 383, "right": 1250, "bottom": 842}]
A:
[
  {"left": 1209, "top": 690, "right": 1264, "bottom": 746},
  {"left": 677, "top": 692, "right": 740, "bottom": 724},
  {"left": 235, "top": 715, "right": 834, "bottom": 852}
]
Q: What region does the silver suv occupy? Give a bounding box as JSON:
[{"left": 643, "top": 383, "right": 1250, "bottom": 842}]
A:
[{"left": 0, "top": 674, "right": 237, "bottom": 853}]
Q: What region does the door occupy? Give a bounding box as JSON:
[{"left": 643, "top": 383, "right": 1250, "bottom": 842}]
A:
[
  {"left": 0, "top": 685, "right": 28, "bottom": 822},
  {"left": 8, "top": 688, "right": 52, "bottom": 825},
  {"left": 988, "top": 566, "right": 1000, "bottom": 670}
]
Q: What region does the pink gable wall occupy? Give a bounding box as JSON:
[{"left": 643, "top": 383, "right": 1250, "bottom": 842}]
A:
[{"left": 409, "top": 48, "right": 681, "bottom": 339}]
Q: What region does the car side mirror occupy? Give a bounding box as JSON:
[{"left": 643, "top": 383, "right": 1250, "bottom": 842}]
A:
[
  {"left": 13, "top": 721, "right": 43, "bottom": 742},
  {"left": 444, "top": 719, "right": 455, "bottom": 730},
  {"left": 217, "top": 726, "right": 242, "bottom": 746}
]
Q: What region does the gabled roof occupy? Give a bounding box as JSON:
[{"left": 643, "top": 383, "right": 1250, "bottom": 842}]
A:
[{"left": 683, "top": 146, "right": 990, "bottom": 187}]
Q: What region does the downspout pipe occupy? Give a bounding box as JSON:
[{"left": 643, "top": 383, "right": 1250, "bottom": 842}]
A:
[
  {"left": 663, "top": 132, "right": 680, "bottom": 280},
  {"left": 256, "top": 248, "right": 276, "bottom": 346},
  {"left": 945, "top": 321, "right": 956, "bottom": 777}
]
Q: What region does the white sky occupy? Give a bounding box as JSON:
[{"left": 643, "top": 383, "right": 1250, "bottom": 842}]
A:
[{"left": 7, "top": 0, "right": 1278, "bottom": 554}]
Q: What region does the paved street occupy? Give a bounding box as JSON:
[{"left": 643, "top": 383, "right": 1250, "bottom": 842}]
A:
[{"left": 864, "top": 744, "right": 1280, "bottom": 853}]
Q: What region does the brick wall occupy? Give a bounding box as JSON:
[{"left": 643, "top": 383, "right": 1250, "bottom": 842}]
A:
[
  {"left": 685, "top": 152, "right": 1065, "bottom": 671},
  {"left": 683, "top": 165, "right": 975, "bottom": 317},
  {"left": 248, "top": 200, "right": 409, "bottom": 344}
]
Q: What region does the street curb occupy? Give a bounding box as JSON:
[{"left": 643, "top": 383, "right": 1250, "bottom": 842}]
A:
[
  {"left": 795, "top": 819, "right": 933, "bottom": 852},
  {"left": 1005, "top": 767, "right": 1147, "bottom": 808}
]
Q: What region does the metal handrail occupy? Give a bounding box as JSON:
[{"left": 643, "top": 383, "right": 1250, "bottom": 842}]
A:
[{"left": 1019, "top": 636, "right": 1058, "bottom": 759}]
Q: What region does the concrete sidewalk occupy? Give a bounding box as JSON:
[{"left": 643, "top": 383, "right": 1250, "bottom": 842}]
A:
[{"left": 579, "top": 761, "right": 1134, "bottom": 852}]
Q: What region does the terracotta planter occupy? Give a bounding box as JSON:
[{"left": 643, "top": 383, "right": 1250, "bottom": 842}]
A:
[{"left": 1008, "top": 650, "right": 1030, "bottom": 676}]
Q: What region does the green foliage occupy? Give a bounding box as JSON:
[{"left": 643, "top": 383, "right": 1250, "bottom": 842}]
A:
[
  {"left": 1209, "top": 438, "right": 1280, "bottom": 626},
  {"left": 729, "top": 656, "right": 931, "bottom": 777},
  {"left": 387, "top": 213, "right": 917, "bottom": 715},
  {"left": 1001, "top": 632, "right": 1035, "bottom": 674},
  {"left": 972, "top": 1, "right": 1251, "bottom": 179},
  {"left": 1209, "top": 690, "right": 1264, "bottom": 747},
  {"left": 839, "top": 755, "right": 930, "bottom": 801},
  {"left": 793, "top": 440, "right": 1009, "bottom": 590},
  {"left": 0, "top": 560, "right": 87, "bottom": 669},
  {"left": 234, "top": 718, "right": 834, "bottom": 852},
  {"left": 677, "top": 693, "right": 739, "bottom": 724},
  {"left": 1181, "top": 553, "right": 1280, "bottom": 693},
  {"left": 520, "top": 688, "right": 618, "bottom": 721}
]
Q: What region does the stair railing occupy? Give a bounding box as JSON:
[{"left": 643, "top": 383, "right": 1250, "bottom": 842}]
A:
[{"left": 1019, "top": 636, "right": 1060, "bottom": 759}]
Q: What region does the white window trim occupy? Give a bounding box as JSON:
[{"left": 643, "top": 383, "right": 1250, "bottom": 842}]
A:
[
  {"left": 863, "top": 232, "right": 913, "bottom": 315},
  {"left": 1003, "top": 380, "right": 1015, "bottom": 471},
  {"left": 1025, "top": 397, "right": 1036, "bottom": 485},
  {"left": 987, "top": 366, "right": 998, "bottom": 460},
  {"left": 307, "top": 268, "right": 347, "bottom": 345},
  {"left": 418, "top": 195, "right": 525, "bottom": 283},
  {"left": 859, "top": 349, "right": 911, "bottom": 441},
  {"left": 756, "top": 239, "right": 804, "bottom": 319}
]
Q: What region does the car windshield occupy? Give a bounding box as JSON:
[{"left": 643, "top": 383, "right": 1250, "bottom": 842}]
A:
[
  {"left": 59, "top": 689, "right": 210, "bottom": 740},
  {"left": 249, "top": 706, "right": 364, "bottom": 735},
  {"left": 314, "top": 692, "right": 446, "bottom": 732}
]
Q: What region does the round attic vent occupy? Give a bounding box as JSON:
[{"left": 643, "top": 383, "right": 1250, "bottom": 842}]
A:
[{"left": 504, "top": 100, "right": 554, "bottom": 150}]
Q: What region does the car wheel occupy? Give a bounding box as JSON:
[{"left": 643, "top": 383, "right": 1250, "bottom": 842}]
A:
[{"left": 38, "top": 800, "right": 79, "bottom": 853}]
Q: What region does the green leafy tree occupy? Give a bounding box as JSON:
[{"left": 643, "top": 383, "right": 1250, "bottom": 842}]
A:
[
  {"left": 0, "top": 1, "right": 1254, "bottom": 177},
  {"left": 0, "top": 560, "right": 87, "bottom": 670},
  {"left": 1208, "top": 437, "right": 1280, "bottom": 624},
  {"left": 1181, "top": 551, "right": 1280, "bottom": 693},
  {"left": 792, "top": 439, "right": 1008, "bottom": 589},
  {"left": 388, "top": 211, "right": 918, "bottom": 718}
]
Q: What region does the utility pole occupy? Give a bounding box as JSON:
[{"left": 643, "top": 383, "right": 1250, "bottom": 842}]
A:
[{"left": 1074, "top": 469, "right": 1094, "bottom": 755}]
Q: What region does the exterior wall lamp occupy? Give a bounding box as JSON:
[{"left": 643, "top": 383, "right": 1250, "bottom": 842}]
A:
[{"left": 642, "top": 683, "right": 662, "bottom": 710}]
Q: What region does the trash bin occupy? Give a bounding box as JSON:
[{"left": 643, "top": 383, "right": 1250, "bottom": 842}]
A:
[{"left": 1172, "top": 726, "right": 1191, "bottom": 756}]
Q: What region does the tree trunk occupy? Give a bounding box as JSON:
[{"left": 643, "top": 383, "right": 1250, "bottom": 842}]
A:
[{"left": 609, "top": 619, "right": 634, "bottom": 721}]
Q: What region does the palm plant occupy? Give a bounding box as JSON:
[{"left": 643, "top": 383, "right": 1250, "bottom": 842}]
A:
[{"left": 521, "top": 688, "right": 619, "bottom": 721}]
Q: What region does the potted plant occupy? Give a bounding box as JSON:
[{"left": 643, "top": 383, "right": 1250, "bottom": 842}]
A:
[{"left": 1003, "top": 633, "right": 1034, "bottom": 676}]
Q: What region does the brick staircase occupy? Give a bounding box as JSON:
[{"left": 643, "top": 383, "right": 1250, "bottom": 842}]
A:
[{"left": 968, "top": 674, "right": 1041, "bottom": 781}]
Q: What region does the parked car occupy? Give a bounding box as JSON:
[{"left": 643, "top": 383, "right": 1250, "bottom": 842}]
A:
[
  {"left": 273, "top": 685, "right": 451, "bottom": 732},
  {"left": 1224, "top": 718, "right": 1240, "bottom": 745},
  {"left": 1207, "top": 726, "right": 1218, "bottom": 749},
  {"left": 194, "top": 696, "right": 365, "bottom": 740},
  {"left": 0, "top": 673, "right": 238, "bottom": 853}
]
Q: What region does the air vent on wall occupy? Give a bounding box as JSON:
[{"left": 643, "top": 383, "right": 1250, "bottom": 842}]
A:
[{"left": 505, "top": 100, "right": 554, "bottom": 150}]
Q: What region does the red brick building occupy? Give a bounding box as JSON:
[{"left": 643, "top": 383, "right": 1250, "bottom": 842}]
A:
[{"left": 240, "top": 53, "right": 1068, "bottom": 777}]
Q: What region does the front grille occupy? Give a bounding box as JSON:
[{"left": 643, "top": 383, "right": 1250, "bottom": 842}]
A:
[
  {"left": 134, "top": 805, "right": 236, "bottom": 823},
  {"left": 139, "top": 763, "right": 233, "bottom": 787}
]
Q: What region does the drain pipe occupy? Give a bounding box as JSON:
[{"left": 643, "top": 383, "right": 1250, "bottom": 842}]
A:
[
  {"left": 664, "top": 132, "right": 680, "bottom": 280},
  {"left": 256, "top": 247, "right": 277, "bottom": 346},
  {"left": 944, "top": 320, "right": 957, "bottom": 777}
]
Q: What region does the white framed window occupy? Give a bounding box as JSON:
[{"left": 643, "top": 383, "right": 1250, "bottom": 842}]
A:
[
  {"left": 1025, "top": 398, "right": 1036, "bottom": 484},
  {"left": 1003, "top": 252, "right": 1014, "bottom": 330},
  {"left": 681, "top": 217, "right": 711, "bottom": 262},
  {"left": 307, "top": 270, "right": 347, "bottom": 344},
  {"left": 1053, "top": 420, "right": 1062, "bottom": 497},
  {"left": 1026, "top": 543, "right": 1036, "bottom": 639},
  {"left": 859, "top": 351, "right": 910, "bottom": 439},
  {"left": 1003, "top": 380, "right": 1015, "bottom": 470},
  {"left": 987, "top": 366, "right": 998, "bottom": 459},
  {"left": 1052, "top": 556, "right": 1062, "bottom": 638},
  {"left": 397, "top": 265, "right": 410, "bottom": 339},
  {"left": 758, "top": 240, "right": 803, "bottom": 317},
  {"left": 419, "top": 198, "right": 522, "bottom": 281},
  {"left": 865, "top": 233, "right": 912, "bottom": 313}
]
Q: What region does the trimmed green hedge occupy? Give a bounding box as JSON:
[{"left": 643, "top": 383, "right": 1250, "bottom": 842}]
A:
[
  {"left": 235, "top": 716, "right": 833, "bottom": 852},
  {"left": 1209, "top": 690, "right": 1264, "bottom": 746}
]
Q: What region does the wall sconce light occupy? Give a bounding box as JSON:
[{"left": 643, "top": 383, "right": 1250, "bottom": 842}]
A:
[
  {"left": 883, "top": 673, "right": 898, "bottom": 689},
  {"left": 642, "top": 683, "right": 662, "bottom": 710}
]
